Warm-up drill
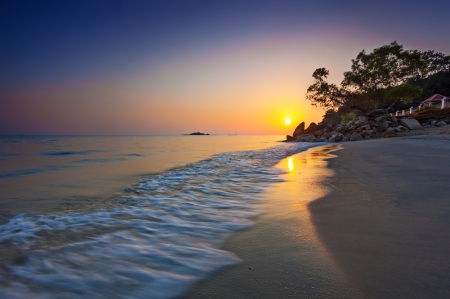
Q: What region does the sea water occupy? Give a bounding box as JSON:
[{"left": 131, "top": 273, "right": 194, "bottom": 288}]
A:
[{"left": 0, "top": 135, "right": 321, "bottom": 298}]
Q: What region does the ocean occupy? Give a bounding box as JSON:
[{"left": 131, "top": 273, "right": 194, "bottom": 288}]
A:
[{"left": 0, "top": 135, "right": 320, "bottom": 298}]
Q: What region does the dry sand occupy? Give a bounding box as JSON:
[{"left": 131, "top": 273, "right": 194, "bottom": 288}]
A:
[
  {"left": 186, "top": 127, "right": 450, "bottom": 298},
  {"left": 309, "top": 131, "right": 450, "bottom": 298}
]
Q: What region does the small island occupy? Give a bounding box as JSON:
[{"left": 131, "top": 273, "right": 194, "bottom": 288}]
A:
[{"left": 182, "top": 132, "right": 210, "bottom": 135}]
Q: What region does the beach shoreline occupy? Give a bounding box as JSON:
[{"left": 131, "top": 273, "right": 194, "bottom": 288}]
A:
[
  {"left": 185, "top": 144, "right": 359, "bottom": 298},
  {"left": 186, "top": 130, "right": 450, "bottom": 298}
]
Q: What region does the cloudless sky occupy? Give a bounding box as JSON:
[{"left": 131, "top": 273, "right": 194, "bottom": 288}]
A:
[{"left": 1, "top": 0, "right": 450, "bottom": 135}]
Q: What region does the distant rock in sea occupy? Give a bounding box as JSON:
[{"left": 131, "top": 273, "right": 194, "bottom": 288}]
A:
[{"left": 183, "top": 132, "right": 210, "bottom": 135}]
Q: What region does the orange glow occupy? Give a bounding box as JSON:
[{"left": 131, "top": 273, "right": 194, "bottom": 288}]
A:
[{"left": 284, "top": 118, "right": 292, "bottom": 125}]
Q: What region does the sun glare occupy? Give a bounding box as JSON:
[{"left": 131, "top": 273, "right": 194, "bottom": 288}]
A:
[{"left": 284, "top": 118, "right": 291, "bottom": 125}]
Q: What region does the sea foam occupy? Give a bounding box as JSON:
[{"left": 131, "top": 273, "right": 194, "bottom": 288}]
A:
[{"left": 0, "top": 142, "right": 320, "bottom": 298}]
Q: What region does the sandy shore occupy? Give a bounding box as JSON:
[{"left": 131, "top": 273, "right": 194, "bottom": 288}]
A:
[
  {"left": 186, "top": 127, "right": 450, "bottom": 298},
  {"left": 309, "top": 133, "right": 450, "bottom": 298}
]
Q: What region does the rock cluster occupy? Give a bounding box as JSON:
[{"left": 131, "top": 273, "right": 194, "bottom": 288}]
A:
[
  {"left": 420, "top": 118, "right": 449, "bottom": 128},
  {"left": 286, "top": 113, "right": 437, "bottom": 143}
]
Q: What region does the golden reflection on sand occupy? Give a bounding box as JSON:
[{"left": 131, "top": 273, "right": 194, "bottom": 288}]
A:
[{"left": 265, "top": 143, "right": 343, "bottom": 264}]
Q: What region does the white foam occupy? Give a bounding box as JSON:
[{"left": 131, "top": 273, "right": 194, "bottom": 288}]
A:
[{"left": 0, "top": 142, "right": 322, "bottom": 298}]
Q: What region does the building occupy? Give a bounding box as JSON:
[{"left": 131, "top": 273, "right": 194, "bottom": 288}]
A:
[{"left": 420, "top": 94, "right": 449, "bottom": 109}]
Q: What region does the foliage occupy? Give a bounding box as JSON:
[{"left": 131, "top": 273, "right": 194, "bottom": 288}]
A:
[
  {"left": 341, "top": 41, "right": 426, "bottom": 106},
  {"left": 306, "top": 41, "right": 449, "bottom": 114},
  {"left": 384, "top": 84, "right": 423, "bottom": 105},
  {"left": 407, "top": 70, "right": 450, "bottom": 102},
  {"left": 321, "top": 109, "right": 342, "bottom": 125},
  {"left": 306, "top": 68, "right": 347, "bottom": 110},
  {"left": 341, "top": 112, "right": 356, "bottom": 124}
]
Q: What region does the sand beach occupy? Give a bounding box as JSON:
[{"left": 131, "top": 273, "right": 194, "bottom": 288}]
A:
[{"left": 187, "top": 127, "right": 450, "bottom": 298}]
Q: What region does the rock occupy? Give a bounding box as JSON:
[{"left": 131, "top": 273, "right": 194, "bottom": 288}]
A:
[
  {"left": 375, "top": 114, "right": 390, "bottom": 122},
  {"left": 293, "top": 122, "right": 305, "bottom": 137},
  {"left": 350, "top": 132, "right": 363, "bottom": 141},
  {"left": 286, "top": 135, "right": 296, "bottom": 141},
  {"left": 305, "top": 122, "right": 319, "bottom": 133},
  {"left": 396, "top": 125, "right": 408, "bottom": 133},
  {"left": 368, "top": 120, "right": 378, "bottom": 127},
  {"left": 386, "top": 127, "right": 394, "bottom": 133},
  {"left": 355, "top": 120, "right": 368, "bottom": 127},
  {"left": 364, "top": 136, "right": 371, "bottom": 139},
  {"left": 436, "top": 121, "right": 447, "bottom": 127},
  {"left": 400, "top": 119, "right": 423, "bottom": 130},
  {"left": 328, "top": 137, "right": 336, "bottom": 142},
  {"left": 334, "top": 134, "right": 344, "bottom": 142},
  {"left": 377, "top": 123, "right": 389, "bottom": 132},
  {"left": 335, "top": 125, "right": 345, "bottom": 132},
  {"left": 319, "top": 137, "right": 327, "bottom": 142},
  {"left": 358, "top": 116, "right": 368, "bottom": 122},
  {"left": 324, "top": 133, "right": 332, "bottom": 139},
  {"left": 342, "top": 137, "right": 349, "bottom": 142},
  {"left": 313, "top": 129, "right": 324, "bottom": 137},
  {"left": 430, "top": 120, "right": 437, "bottom": 126}
]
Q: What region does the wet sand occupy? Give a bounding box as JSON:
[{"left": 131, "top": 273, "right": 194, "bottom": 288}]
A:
[
  {"left": 186, "top": 145, "right": 359, "bottom": 298},
  {"left": 309, "top": 135, "right": 450, "bottom": 298}
]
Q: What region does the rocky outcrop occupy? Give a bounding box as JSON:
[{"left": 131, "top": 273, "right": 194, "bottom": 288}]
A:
[
  {"left": 304, "top": 122, "right": 319, "bottom": 133},
  {"left": 286, "top": 111, "right": 448, "bottom": 143},
  {"left": 286, "top": 135, "right": 296, "bottom": 141},
  {"left": 293, "top": 122, "right": 305, "bottom": 138}
]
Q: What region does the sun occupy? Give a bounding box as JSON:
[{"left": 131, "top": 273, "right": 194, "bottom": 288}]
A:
[{"left": 284, "top": 118, "right": 292, "bottom": 125}]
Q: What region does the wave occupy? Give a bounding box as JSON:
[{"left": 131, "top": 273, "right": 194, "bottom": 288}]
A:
[
  {"left": 0, "top": 142, "right": 321, "bottom": 298},
  {"left": 42, "top": 150, "right": 105, "bottom": 156}
]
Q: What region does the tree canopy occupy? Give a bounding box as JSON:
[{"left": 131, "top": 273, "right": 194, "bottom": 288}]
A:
[{"left": 306, "top": 41, "right": 450, "bottom": 114}]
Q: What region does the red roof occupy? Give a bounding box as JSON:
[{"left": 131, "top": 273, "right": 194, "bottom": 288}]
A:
[{"left": 421, "top": 94, "right": 449, "bottom": 104}]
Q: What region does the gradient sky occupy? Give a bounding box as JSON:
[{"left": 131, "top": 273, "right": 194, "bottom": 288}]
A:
[{"left": 1, "top": 0, "right": 450, "bottom": 135}]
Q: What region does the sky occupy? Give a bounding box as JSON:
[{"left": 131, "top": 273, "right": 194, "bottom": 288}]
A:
[{"left": 1, "top": 0, "right": 450, "bottom": 135}]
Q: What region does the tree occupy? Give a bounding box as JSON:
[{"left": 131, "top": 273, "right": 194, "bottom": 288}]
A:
[
  {"left": 384, "top": 84, "right": 423, "bottom": 109},
  {"left": 305, "top": 42, "right": 446, "bottom": 114},
  {"left": 305, "top": 68, "right": 347, "bottom": 110},
  {"left": 341, "top": 41, "right": 427, "bottom": 107}
]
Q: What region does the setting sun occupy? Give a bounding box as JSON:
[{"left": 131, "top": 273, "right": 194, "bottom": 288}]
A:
[{"left": 284, "top": 118, "right": 292, "bottom": 125}]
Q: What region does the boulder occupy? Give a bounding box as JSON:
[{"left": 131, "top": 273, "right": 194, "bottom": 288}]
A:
[
  {"left": 358, "top": 116, "right": 368, "bottom": 122},
  {"left": 305, "top": 122, "right": 319, "bottom": 133},
  {"left": 328, "top": 137, "right": 336, "bottom": 142},
  {"left": 377, "top": 123, "right": 389, "bottom": 132},
  {"left": 342, "top": 137, "right": 349, "bottom": 142},
  {"left": 375, "top": 114, "right": 390, "bottom": 122},
  {"left": 334, "top": 133, "right": 344, "bottom": 142},
  {"left": 430, "top": 119, "right": 437, "bottom": 126},
  {"left": 293, "top": 122, "right": 305, "bottom": 137},
  {"left": 400, "top": 118, "right": 423, "bottom": 130},
  {"left": 436, "top": 121, "right": 447, "bottom": 127},
  {"left": 313, "top": 129, "right": 324, "bottom": 137},
  {"left": 286, "top": 135, "right": 296, "bottom": 141},
  {"left": 350, "top": 132, "right": 363, "bottom": 141}
]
